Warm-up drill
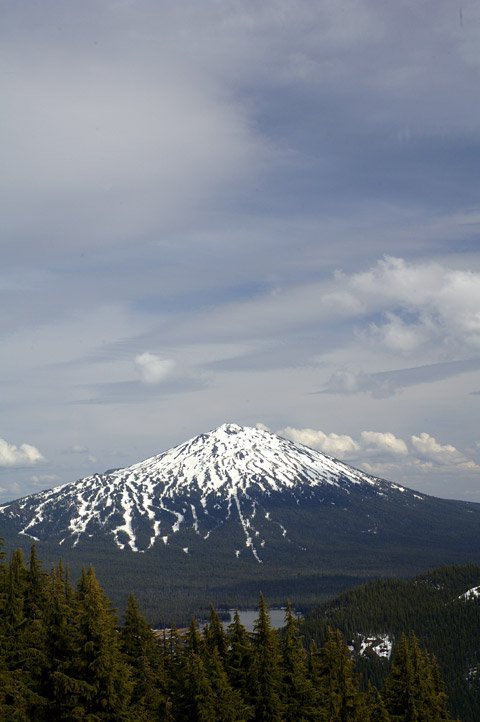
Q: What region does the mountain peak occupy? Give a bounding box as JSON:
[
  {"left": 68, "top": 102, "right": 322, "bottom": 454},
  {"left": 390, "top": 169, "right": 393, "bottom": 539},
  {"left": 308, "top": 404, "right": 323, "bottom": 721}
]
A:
[
  {"left": 215, "top": 422, "right": 244, "bottom": 433},
  {"left": 0, "top": 423, "right": 418, "bottom": 559}
]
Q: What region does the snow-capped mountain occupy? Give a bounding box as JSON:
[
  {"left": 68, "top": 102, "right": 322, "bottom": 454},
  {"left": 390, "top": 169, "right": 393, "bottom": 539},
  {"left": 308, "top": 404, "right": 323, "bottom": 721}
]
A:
[
  {"left": 0, "top": 423, "right": 424, "bottom": 561},
  {"left": 2, "top": 422, "right": 480, "bottom": 625}
]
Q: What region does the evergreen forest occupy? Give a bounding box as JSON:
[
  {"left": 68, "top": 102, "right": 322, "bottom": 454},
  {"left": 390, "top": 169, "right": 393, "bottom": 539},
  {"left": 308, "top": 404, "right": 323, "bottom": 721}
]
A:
[
  {"left": 302, "top": 565, "right": 480, "bottom": 722},
  {"left": 0, "top": 544, "right": 462, "bottom": 721}
]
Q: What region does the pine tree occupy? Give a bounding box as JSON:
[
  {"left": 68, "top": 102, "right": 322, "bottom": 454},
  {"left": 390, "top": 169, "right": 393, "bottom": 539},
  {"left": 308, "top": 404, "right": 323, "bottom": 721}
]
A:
[
  {"left": 206, "top": 647, "right": 253, "bottom": 721},
  {"left": 44, "top": 562, "right": 80, "bottom": 721},
  {"left": 364, "top": 682, "right": 391, "bottom": 722},
  {"left": 383, "top": 634, "right": 455, "bottom": 722},
  {"left": 57, "top": 566, "right": 133, "bottom": 720},
  {"left": 0, "top": 549, "right": 43, "bottom": 721},
  {"left": 204, "top": 606, "right": 228, "bottom": 660},
  {"left": 313, "top": 628, "right": 365, "bottom": 722},
  {"left": 281, "top": 603, "right": 320, "bottom": 721},
  {"left": 251, "top": 594, "right": 284, "bottom": 722},
  {"left": 175, "top": 651, "right": 218, "bottom": 722},
  {"left": 2, "top": 549, "right": 27, "bottom": 643},
  {"left": 19, "top": 546, "right": 50, "bottom": 719},
  {"left": 24, "top": 546, "right": 47, "bottom": 620},
  {"left": 185, "top": 617, "right": 205, "bottom": 656},
  {"left": 226, "top": 610, "right": 254, "bottom": 702},
  {"left": 121, "top": 594, "right": 172, "bottom": 721}
]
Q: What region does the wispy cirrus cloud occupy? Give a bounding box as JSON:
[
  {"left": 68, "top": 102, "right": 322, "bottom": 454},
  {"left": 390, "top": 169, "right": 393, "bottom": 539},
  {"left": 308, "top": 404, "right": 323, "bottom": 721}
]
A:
[
  {"left": 2, "top": 1, "right": 480, "bottom": 502},
  {"left": 321, "top": 358, "right": 480, "bottom": 398}
]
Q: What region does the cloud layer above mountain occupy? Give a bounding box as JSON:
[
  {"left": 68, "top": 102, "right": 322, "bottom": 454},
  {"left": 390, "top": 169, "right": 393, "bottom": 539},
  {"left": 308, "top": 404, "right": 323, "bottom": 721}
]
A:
[{"left": 1, "top": 0, "right": 479, "bottom": 501}]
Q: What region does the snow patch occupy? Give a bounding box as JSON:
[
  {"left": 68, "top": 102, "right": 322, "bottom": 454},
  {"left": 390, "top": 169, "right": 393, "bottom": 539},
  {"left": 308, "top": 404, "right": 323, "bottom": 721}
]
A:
[
  {"left": 459, "top": 586, "right": 480, "bottom": 601},
  {"left": 350, "top": 634, "right": 393, "bottom": 660}
]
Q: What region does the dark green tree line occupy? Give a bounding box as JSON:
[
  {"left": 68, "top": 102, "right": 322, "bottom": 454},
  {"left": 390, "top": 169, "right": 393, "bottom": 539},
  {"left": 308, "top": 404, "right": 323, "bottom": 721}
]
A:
[{"left": 0, "top": 545, "right": 459, "bottom": 721}]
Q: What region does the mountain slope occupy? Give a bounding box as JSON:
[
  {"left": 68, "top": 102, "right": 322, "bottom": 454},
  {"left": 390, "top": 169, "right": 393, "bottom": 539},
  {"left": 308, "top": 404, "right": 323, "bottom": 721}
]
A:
[
  {"left": 1, "top": 423, "right": 480, "bottom": 623},
  {"left": 0, "top": 423, "right": 425, "bottom": 559}
]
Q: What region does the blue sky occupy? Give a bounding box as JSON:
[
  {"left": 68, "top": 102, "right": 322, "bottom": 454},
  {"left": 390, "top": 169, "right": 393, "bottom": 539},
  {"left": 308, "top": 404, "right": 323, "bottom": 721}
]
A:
[{"left": 1, "top": 0, "right": 480, "bottom": 501}]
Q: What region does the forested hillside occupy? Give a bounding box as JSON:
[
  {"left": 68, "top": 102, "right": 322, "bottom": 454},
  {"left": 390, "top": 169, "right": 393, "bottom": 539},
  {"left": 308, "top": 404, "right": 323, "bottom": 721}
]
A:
[
  {"left": 302, "top": 564, "right": 480, "bottom": 722},
  {"left": 0, "top": 544, "right": 460, "bottom": 721}
]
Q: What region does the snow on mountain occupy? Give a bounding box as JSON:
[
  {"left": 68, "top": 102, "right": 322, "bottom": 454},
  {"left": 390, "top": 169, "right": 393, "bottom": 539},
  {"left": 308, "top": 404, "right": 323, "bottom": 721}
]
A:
[
  {"left": 0, "top": 423, "right": 421, "bottom": 559},
  {"left": 349, "top": 634, "right": 393, "bottom": 660},
  {"left": 459, "top": 586, "right": 480, "bottom": 601}
]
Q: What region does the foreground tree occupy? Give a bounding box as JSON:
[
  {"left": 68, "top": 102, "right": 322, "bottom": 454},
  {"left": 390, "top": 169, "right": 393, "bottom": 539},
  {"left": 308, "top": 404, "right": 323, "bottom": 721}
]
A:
[
  {"left": 383, "top": 634, "right": 456, "bottom": 722},
  {"left": 364, "top": 682, "right": 391, "bottom": 722},
  {"left": 281, "top": 603, "right": 320, "bottom": 721},
  {"left": 226, "top": 609, "right": 255, "bottom": 703},
  {"left": 312, "top": 628, "right": 365, "bottom": 722},
  {"left": 204, "top": 606, "right": 228, "bottom": 660},
  {"left": 57, "top": 566, "right": 132, "bottom": 720},
  {"left": 121, "top": 594, "right": 172, "bottom": 721},
  {"left": 251, "top": 594, "right": 284, "bottom": 722},
  {"left": 0, "top": 544, "right": 460, "bottom": 722},
  {"left": 0, "top": 549, "right": 47, "bottom": 720}
]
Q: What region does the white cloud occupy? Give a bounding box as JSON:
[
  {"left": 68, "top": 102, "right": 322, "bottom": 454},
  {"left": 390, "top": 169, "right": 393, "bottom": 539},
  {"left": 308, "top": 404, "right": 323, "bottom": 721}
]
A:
[
  {"left": 343, "top": 256, "right": 480, "bottom": 355},
  {"left": 360, "top": 431, "right": 408, "bottom": 457},
  {"left": 0, "top": 438, "right": 44, "bottom": 467},
  {"left": 168, "top": 256, "right": 480, "bottom": 368},
  {"left": 369, "top": 312, "right": 426, "bottom": 353},
  {"left": 279, "top": 427, "right": 360, "bottom": 457},
  {"left": 411, "top": 432, "right": 479, "bottom": 470},
  {"left": 135, "top": 352, "right": 176, "bottom": 385},
  {"left": 281, "top": 426, "right": 408, "bottom": 460},
  {"left": 279, "top": 426, "right": 478, "bottom": 476}
]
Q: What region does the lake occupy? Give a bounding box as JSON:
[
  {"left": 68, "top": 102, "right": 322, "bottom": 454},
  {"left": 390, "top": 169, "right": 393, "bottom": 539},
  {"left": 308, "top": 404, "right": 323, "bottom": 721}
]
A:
[{"left": 223, "top": 607, "right": 299, "bottom": 632}]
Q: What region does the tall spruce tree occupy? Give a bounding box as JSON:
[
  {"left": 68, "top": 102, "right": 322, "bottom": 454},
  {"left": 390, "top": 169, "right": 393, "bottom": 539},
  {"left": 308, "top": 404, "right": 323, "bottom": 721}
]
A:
[
  {"left": 226, "top": 609, "right": 255, "bottom": 703},
  {"left": 121, "top": 594, "right": 172, "bottom": 721},
  {"left": 175, "top": 651, "right": 217, "bottom": 722},
  {"left": 205, "top": 646, "right": 253, "bottom": 721},
  {"left": 364, "top": 682, "right": 391, "bottom": 722},
  {"left": 44, "top": 562, "right": 80, "bottom": 721},
  {"left": 383, "top": 634, "right": 456, "bottom": 722},
  {"left": 281, "top": 603, "right": 320, "bottom": 721},
  {"left": 185, "top": 617, "right": 206, "bottom": 656},
  {"left": 251, "top": 594, "right": 284, "bottom": 722},
  {"left": 0, "top": 549, "right": 45, "bottom": 721},
  {"left": 19, "top": 546, "right": 50, "bottom": 719},
  {"left": 58, "top": 566, "right": 133, "bottom": 720},
  {"left": 204, "top": 606, "right": 228, "bottom": 660},
  {"left": 313, "top": 628, "right": 365, "bottom": 722}
]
